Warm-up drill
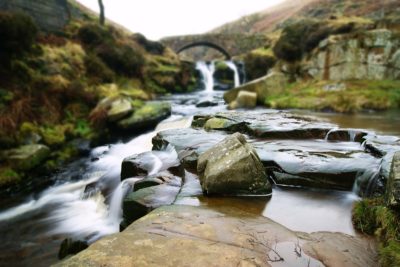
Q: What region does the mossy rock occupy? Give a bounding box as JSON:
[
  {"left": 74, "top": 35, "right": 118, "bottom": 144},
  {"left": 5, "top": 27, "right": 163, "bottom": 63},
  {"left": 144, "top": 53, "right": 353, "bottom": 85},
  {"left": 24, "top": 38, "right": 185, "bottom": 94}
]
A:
[
  {"left": 0, "top": 167, "right": 21, "bottom": 187},
  {"left": 117, "top": 101, "right": 171, "bottom": 130},
  {"left": 7, "top": 144, "right": 50, "bottom": 171}
]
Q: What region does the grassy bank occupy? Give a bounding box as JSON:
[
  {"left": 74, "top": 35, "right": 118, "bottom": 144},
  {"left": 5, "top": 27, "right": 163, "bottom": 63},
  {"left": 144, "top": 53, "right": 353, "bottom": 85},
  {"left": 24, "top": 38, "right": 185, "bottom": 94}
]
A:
[
  {"left": 353, "top": 198, "right": 400, "bottom": 266},
  {"left": 265, "top": 80, "right": 400, "bottom": 113}
]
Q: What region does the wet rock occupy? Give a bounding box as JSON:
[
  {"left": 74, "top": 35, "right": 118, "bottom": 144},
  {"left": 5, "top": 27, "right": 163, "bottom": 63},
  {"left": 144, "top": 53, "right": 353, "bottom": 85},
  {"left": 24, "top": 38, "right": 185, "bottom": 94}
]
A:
[
  {"left": 58, "top": 238, "right": 88, "bottom": 260},
  {"left": 58, "top": 205, "right": 378, "bottom": 267},
  {"left": 122, "top": 181, "right": 181, "bottom": 225},
  {"left": 197, "top": 133, "right": 271, "bottom": 196},
  {"left": 152, "top": 128, "right": 227, "bottom": 154},
  {"left": 254, "top": 139, "right": 380, "bottom": 191},
  {"left": 203, "top": 117, "right": 232, "bottom": 131},
  {"left": 7, "top": 144, "right": 50, "bottom": 171},
  {"left": 107, "top": 97, "right": 133, "bottom": 122},
  {"left": 121, "top": 147, "right": 180, "bottom": 180},
  {"left": 385, "top": 151, "right": 400, "bottom": 207},
  {"left": 117, "top": 101, "right": 171, "bottom": 130},
  {"left": 326, "top": 129, "right": 368, "bottom": 142},
  {"left": 194, "top": 111, "right": 334, "bottom": 139},
  {"left": 121, "top": 152, "right": 156, "bottom": 179},
  {"left": 133, "top": 171, "right": 181, "bottom": 191},
  {"left": 228, "top": 90, "right": 257, "bottom": 109},
  {"left": 195, "top": 99, "right": 218, "bottom": 108},
  {"left": 224, "top": 72, "right": 287, "bottom": 104}
]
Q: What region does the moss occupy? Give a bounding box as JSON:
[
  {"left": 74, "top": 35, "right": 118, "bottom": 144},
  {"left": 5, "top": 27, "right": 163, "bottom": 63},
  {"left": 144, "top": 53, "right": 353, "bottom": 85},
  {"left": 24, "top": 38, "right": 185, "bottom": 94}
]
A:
[
  {"left": 40, "top": 124, "right": 73, "bottom": 147},
  {"left": 0, "top": 167, "right": 21, "bottom": 187},
  {"left": 84, "top": 53, "right": 115, "bottom": 84},
  {"left": 352, "top": 198, "right": 400, "bottom": 267},
  {"left": 130, "top": 99, "right": 144, "bottom": 109},
  {"left": 39, "top": 42, "right": 86, "bottom": 79},
  {"left": 73, "top": 119, "right": 93, "bottom": 139}
]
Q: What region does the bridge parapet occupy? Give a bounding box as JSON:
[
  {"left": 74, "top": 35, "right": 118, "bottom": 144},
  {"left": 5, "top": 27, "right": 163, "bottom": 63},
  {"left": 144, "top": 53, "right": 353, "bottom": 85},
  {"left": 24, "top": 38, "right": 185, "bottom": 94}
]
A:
[{"left": 161, "top": 33, "right": 269, "bottom": 59}]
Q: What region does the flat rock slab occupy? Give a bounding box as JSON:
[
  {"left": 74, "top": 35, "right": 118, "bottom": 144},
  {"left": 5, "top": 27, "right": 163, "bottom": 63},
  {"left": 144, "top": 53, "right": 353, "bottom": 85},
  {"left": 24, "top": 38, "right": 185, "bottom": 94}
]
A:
[
  {"left": 193, "top": 110, "right": 336, "bottom": 139},
  {"left": 58, "top": 205, "right": 378, "bottom": 267}
]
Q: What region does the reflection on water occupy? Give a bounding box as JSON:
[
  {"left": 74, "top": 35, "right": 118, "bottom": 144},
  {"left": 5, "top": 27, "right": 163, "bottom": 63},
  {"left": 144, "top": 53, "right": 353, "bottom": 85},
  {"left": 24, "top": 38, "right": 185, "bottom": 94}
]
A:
[
  {"left": 176, "top": 172, "right": 358, "bottom": 235},
  {"left": 296, "top": 109, "right": 400, "bottom": 136},
  {"left": 263, "top": 187, "right": 357, "bottom": 235}
]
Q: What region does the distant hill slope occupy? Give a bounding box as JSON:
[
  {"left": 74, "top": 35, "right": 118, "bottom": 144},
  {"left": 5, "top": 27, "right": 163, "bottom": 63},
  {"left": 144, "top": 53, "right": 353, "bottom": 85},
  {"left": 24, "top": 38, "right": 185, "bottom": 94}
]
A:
[{"left": 211, "top": 0, "right": 400, "bottom": 34}]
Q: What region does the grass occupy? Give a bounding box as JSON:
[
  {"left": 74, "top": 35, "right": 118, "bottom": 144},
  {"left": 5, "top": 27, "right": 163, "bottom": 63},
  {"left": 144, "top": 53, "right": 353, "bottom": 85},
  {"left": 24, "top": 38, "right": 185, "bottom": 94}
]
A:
[
  {"left": 265, "top": 80, "right": 400, "bottom": 113},
  {"left": 353, "top": 198, "right": 400, "bottom": 267}
]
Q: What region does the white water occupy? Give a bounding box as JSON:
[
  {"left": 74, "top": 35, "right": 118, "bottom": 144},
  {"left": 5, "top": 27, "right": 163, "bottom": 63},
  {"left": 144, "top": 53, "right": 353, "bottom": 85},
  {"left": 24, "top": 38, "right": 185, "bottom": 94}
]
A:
[
  {"left": 226, "top": 61, "right": 240, "bottom": 88},
  {"left": 0, "top": 116, "right": 191, "bottom": 243},
  {"left": 196, "top": 61, "right": 215, "bottom": 92}
]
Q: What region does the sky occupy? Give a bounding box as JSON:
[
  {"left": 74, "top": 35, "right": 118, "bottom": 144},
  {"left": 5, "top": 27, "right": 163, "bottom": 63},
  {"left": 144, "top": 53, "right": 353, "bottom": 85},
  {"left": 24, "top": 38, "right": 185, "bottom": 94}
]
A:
[{"left": 76, "top": 0, "right": 284, "bottom": 40}]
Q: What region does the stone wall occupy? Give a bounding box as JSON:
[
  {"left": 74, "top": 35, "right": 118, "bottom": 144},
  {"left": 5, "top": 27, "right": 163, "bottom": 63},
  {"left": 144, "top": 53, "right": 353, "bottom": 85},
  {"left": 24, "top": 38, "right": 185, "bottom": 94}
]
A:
[
  {"left": 0, "top": 0, "right": 70, "bottom": 32},
  {"left": 303, "top": 29, "right": 400, "bottom": 80},
  {"left": 161, "top": 33, "right": 269, "bottom": 60}
]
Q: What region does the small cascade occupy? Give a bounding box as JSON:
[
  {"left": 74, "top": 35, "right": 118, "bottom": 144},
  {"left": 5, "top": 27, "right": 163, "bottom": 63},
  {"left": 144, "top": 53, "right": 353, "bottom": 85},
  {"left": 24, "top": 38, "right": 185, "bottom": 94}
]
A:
[
  {"left": 352, "top": 160, "right": 383, "bottom": 197},
  {"left": 107, "top": 177, "right": 140, "bottom": 225},
  {"left": 226, "top": 61, "right": 241, "bottom": 88},
  {"left": 324, "top": 128, "right": 338, "bottom": 141},
  {"left": 196, "top": 61, "right": 215, "bottom": 92}
]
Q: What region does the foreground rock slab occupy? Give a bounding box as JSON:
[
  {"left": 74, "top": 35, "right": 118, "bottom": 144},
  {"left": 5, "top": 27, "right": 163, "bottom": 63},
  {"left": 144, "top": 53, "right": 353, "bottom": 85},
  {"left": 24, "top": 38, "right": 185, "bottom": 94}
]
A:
[
  {"left": 57, "top": 205, "right": 378, "bottom": 267},
  {"left": 198, "top": 133, "right": 271, "bottom": 196}
]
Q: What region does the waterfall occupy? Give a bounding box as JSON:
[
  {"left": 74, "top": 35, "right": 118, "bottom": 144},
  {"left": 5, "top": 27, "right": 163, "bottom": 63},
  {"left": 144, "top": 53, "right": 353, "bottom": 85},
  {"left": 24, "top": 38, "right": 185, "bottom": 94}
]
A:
[
  {"left": 196, "top": 61, "right": 215, "bottom": 92},
  {"left": 0, "top": 116, "right": 189, "bottom": 244},
  {"left": 226, "top": 61, "right": 240, "bottom": 88}
]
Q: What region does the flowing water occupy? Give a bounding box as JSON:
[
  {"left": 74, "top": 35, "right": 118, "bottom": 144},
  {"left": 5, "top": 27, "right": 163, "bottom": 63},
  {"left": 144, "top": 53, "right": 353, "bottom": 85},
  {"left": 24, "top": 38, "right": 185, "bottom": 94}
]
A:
[
  {"left": 0, "top": 65, "right": 399, "bottom": 266},
  {"left": 225, "top": 60, "right": 241, "bottom": 87}
]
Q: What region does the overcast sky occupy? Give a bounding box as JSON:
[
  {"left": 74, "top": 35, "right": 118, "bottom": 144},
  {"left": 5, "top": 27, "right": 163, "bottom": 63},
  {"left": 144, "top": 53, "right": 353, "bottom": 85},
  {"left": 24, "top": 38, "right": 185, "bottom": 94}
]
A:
[{"left": 76, "top": 0, "right": 284, "bottom": 40}]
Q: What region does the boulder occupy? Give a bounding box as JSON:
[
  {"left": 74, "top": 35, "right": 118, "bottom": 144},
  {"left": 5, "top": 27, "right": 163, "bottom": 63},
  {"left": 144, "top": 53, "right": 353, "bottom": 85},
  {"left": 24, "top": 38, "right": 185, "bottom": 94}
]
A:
[
  {"left": 197, "top": 133, "right": 271, "bottom": 196},
  {"left": 57, "top": 205, "right": 378, "bottom": 267},
  {"left": 223, "top": 72, "right": 287, "bottom": 104},
  {"left": 195, "top": 99, "right": 218, "bottom": 108},
  {"left": 121, "top": 147, "right": 180, "bottom": 180},
  {"left": 385, "top": 151, "right": 400, "bottom": 207},
  {"left": 228, "top": 90, "right": 257, "bottom": 109},
  {"left": 133, "top": 171, "right": 181, "bottom": 191},
  {"left": 107, "top": 98, "right": 132, "bottom": 122},
  {"left": 117, "top": 101, "right": 171, "bottom": 130},
  {"left": 122, "top": 182, "right": 181, "bottom": 226},
  {"left": 7, "top": 144, "right": 50, "bottom": 171}
]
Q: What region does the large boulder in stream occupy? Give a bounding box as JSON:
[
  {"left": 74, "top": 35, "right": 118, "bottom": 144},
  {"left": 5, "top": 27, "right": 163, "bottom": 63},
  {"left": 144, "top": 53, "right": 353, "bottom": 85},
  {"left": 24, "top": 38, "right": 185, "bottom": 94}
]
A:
[
  {"left": 197, "top": 133, "right": 271, "bottom": 196},
  {"left": 57, "top": 205, "right": 378, "bottom": 267},
  {"left": 228, "top": 90, "right": 257, "bottom": 109},
  {"left": 117, "top": 101, "right": 171, "bottom": 130}
]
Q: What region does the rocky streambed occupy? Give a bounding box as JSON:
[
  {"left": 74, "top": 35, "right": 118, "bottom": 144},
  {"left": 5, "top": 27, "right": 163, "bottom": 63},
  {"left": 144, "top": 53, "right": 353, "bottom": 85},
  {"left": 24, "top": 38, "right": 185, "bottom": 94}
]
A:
[{"left": 58, "top": 106, "right": 400, "bottom": 267}]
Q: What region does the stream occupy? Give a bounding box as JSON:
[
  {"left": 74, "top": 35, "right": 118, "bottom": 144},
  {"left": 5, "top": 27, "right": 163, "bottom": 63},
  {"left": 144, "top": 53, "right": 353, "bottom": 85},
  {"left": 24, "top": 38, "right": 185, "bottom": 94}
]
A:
[{"left": 0, "top": 61, "right": 400, "bottom": 266}]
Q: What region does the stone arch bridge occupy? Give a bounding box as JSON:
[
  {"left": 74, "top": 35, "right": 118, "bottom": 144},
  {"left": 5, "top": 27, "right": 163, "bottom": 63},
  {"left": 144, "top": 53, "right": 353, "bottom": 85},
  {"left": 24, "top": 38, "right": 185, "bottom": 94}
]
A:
[{"left": 161, "top": 33, "right": 269, "bottom": 59}]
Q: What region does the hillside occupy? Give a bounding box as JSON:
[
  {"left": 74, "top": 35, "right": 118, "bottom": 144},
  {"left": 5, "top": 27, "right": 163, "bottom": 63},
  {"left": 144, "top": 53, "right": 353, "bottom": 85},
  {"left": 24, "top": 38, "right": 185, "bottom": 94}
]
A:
[
  {"left": 211, "top": 0, "right": 400, "bottom": 34},
  {"left": 0, "top": 0, "right": 197, "bottom": 191}
]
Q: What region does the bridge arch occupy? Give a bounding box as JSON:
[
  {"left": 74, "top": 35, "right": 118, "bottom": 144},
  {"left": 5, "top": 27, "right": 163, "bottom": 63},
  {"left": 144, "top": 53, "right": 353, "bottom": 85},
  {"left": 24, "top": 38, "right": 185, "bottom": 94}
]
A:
[{"left": 176, "top": 41, "right": 231, "bottom": 59}]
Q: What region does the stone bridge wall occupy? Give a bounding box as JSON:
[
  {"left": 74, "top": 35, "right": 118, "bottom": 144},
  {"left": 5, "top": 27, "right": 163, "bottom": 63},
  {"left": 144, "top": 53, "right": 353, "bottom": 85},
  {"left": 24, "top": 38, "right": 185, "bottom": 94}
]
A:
[
  {"left": 0, "top": 0, "right": 70, "bottom": 32},
  {"left": 161, "top": 33, "right": 269, "bottom": 58}
]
